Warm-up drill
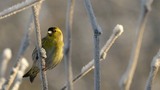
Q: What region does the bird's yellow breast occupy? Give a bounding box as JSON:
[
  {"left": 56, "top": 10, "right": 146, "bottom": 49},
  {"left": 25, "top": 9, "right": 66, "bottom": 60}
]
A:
[{"left": 42, "top": 37, "right": 64, "bottom": 69}]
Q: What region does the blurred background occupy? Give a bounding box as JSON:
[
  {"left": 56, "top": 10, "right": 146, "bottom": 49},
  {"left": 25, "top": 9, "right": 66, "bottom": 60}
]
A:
[{"left": 0, "top": 0, "right": 160, "bottom": 90}]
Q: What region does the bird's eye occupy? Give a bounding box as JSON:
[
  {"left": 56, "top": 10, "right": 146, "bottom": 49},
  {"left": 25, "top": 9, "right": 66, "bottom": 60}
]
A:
[{"left": 52, "top": 29, "right": 56, "bottom": 32}]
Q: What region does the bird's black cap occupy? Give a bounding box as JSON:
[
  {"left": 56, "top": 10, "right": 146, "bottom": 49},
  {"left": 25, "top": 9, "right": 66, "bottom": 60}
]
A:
[{"left": 48, "top": 27, "right": 57, "bottom": 32}]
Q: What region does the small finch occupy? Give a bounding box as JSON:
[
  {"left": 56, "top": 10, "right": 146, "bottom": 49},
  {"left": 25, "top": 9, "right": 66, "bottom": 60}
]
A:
[{"left": 23, "top": 27, "right": 64, "bottom": 83}]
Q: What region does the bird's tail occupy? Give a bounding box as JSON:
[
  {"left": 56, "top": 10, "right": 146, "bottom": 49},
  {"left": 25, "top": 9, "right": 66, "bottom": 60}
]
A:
[{"left": 23, "top": 66, "right": 39, "bottom": 83}]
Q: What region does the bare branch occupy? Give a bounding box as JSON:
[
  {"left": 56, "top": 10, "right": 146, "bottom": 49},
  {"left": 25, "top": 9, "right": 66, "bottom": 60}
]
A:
[
  {"left": 64, "top": 0, "right": 75, "bottom": 89},
  {"left": 0, "top": 48, "right": 12, "bottom": 90},
  {"left": 0, "top": 48, "right": 12, "bottom": 78},
  {"left": 11, "top": 58, "right": 29, "bottom": 90},
  {"left": 0, "top": 0, "right": 44, "bottom": 20},
  {"left": 145, "top": 49, "right": 160, "bottom": 90},
  {"left": 61, "top": 24, "right": 124, "bottom": 90},
  {"left": 119, "top": 0, "right": 154, "bottom": 90},
  {"left": 84, "top": 0, "right": 102, "bottom": 90},
  {"left": 2, "top": 11, "right": 34, "bottom": 90},
  {"left": 0, "top": 78, "right": 5, "bottom": 90},
  {"left": 2, "top": 58, "right": 22, "bottom": 90},
  {"left": 32, "top": 1, "right": 48, "bottom": 90}
]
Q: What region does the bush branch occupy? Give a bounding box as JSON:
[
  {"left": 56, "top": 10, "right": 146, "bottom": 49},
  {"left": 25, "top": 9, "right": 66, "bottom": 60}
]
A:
[
  {"left": 11, "top": 58, "right": 29, "bottom": 90},
  {"left": 64, "top": 0, "right": 75, "bottom": 90},
  {"left": 0, "top": 48, "right": 12, "bottom": 90},
  {"left": 2, "top": 9, "right": 34, "bottom": 90},
  {"left": 84, "top": 0, "right": 102, "bottom": 90},
  {"left": 0, "top": 48, "right": 12, "bottom": 78},
  {"left": 119, "top": 0, "right": 154, "bottom": 90},
  {"left": 145, "top": 49, "right": 160, "bottom": 90},
  {"left": 61, "top": 24, "right": 124, "bottom": 90},
  {"left": 0, "top": 0, "right": 44, "bottom": 20},
  {"left": 32, "top": 1, "right": 48, "bottom": 90}
]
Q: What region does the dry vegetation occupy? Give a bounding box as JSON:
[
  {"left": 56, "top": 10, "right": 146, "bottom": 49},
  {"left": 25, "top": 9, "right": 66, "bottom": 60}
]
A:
[{"left": 0, "top": 0, "right": 159, "bottom": 90}]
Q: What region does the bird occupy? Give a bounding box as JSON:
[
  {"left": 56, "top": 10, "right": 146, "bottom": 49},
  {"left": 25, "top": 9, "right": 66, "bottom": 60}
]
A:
[{"left": 23, "top": 27, "right": 64, "bottom": 83}]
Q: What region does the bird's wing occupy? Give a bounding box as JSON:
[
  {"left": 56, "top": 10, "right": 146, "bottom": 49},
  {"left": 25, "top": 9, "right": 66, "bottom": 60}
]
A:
[
  {"left": 32, "top": 37, "right": 47, "bottom": 62},
  {"left": 32, "top": 48, "right": 38, "bottom": 62}
]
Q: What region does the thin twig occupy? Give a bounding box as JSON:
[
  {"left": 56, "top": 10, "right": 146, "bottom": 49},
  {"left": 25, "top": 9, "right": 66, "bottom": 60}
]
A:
[
  {"left": 0, "top": 78, "right": 5, "bottom": 90},
  {"left": 145, "top": 49, "right": 160, "bottom": 90},
  {"left": 62, "top": 25, "right": 124, "bottom": 90},
  {"left": 119, "top": 0, "right": 154, "bottom": 90},
  {"left": 32, "top": 1, "right": 48, "bottom": 90},
  {"left": 2, "top": 11, "right": 34, "bottom": 90},
  {"left": 0, "top": 48, "right": 12, "bottom": 78},
  {"left": 84, "top": 0, "right": 102, "bottom": 90},
  {"left": 2, "top": 59, "right": 21, "bottom": 90},
  {"left": 2, "top": 8, "right": 35, "bottom": 90},
  {"left": 64, "top": 0, "right": 75, "bottom": 89},
  {"left": 0, "top": 48, "right": 12, "bottom": 90},
  {"left": 11, "top": 58, "right": 29, "bottom": 90},
  {"left": 0, "top": 0, "right": 44, "bottom": 20}
]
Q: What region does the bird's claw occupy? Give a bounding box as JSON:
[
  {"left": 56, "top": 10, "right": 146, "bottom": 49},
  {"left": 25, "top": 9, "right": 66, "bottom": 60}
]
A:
[{"left": 40, "top": 48, "right": 47, "bottom": 59}]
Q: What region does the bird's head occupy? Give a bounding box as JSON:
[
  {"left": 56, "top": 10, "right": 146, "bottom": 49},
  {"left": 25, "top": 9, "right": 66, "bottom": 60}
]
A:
[{"left": 47, "top": 27, "right": 63, "bottom": 41}]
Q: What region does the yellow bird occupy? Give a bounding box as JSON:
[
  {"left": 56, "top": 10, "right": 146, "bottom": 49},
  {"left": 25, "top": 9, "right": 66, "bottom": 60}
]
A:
[{"left": 23, "top": 27, "right": 64, "bottom": 82}]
